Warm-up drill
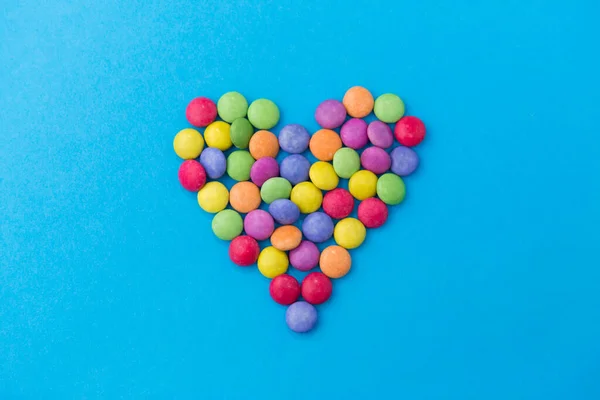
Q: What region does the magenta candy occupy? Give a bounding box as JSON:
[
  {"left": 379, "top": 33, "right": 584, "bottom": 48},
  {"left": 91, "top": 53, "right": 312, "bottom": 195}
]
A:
[
  {"left": 250, "top": 157, "right": 279, "bottom": 187},
  {"left": 289, "top": 240, "right": 320, "bottom": 271},
  {"left": 360, "top": 147, "right": 391, "bottom": 174},
  {"left": 340, "top": 118, "right": 368, "bottom": 149},
  {"left": 244, "top": 210, "right": 275, "bottom": 241},
  {"left": 315, "top": 99, "right": 347, "bottom": 129},
  {"left": 367, "top": 121, "right": 394, "bottom": 149}
]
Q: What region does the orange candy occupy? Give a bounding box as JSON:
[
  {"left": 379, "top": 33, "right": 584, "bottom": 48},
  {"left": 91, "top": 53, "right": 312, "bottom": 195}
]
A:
[
  {"left": 270, "top": 225, "right": 302, "bottom": 251},
  {"left": 319, "top": 245, "right": 352, "bottom": 278},
  {"left": 309, "top": 129, "right": 342, "bottom": 161},
  {"left": 229, "top": 182, "right": 261, "bottom": 213},
  {"left": 343, "top": 86, "right": 374, "bottom": 118},
  {"left": 249, "top": 130, "right": 279, "bottom": 159}
]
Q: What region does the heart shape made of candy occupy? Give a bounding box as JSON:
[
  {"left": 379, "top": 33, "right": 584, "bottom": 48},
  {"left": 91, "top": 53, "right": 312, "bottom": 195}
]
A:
[{"left": 173, "top": 86, "right": 426, "bottom": 333}]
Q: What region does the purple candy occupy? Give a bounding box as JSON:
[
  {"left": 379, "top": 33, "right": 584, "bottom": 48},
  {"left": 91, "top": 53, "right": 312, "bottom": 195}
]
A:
[
  {"left": 289, "top": 240, "right": 320, "bottom": 271},
  {"left": 340, "top": 118, "right": 368, "bottom": 149},
  {"left": 280, "top": 154, "right": 310, "bottom": 185},
  {"left": 361, "top": 147, "right": 391, "bottom": 174},
  {"left": 315, "top": 99, "right": 347, "bottom": 129},
  {"left": 244, "top": 210, "right": 274, "bottom": 241},
  {"left": 390, "top": 146, "right": 419, "bottom": 176},
  {"left": 302, "top": 212, "right": 334, "bottom": 243},
  {"left": 286, "top": 301, "right": 317, "bottom": 333},
  {"left": 278, "top": 124, "right": 310, "bottom": 154},
  {"left": 250, "top": 157, "right": 279, "bottom": 187},
  {"left": 268, "top": 199, "right": 300, "bottom": 225},
  {"left": 367, "top": 121, "right": 394, "bottom": 149},
  {"left": 199, "top": 147, "right": 227, "bottom": 179}
]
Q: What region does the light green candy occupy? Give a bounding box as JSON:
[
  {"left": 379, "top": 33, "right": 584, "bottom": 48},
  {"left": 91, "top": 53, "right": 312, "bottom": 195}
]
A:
[
  {"left": 333, "top": 148, "right": 360, "bottom": 179},
  {"left": 230, "top": 118, "right": 254, "bottom": 149},
  {"left": 227, "top": 150, "right": 255, "bottom": 181},
  {"left": 212, "top": 209, "right": 243, "bottom": 240},
  {"left": 374, "top": 93, "right": 405, "bottom": 123},
  {"left": 377, "top": 173, "right": 406, "bottom": 205},
  {"left": 260, "top": 177, "right": 292, "bottom": 204},
  {"left": 247, "top": 99, "right": 280, "bottom": 130},
  {"left": 217, "top": 92, "right": 248, "bottom": 123}
]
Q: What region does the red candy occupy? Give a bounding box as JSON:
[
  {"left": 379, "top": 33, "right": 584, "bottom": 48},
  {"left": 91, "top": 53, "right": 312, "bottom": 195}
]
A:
[
  {"left": 394, "top": 116, "right": 426, "bottom": 147},
  {"left": 322, "top": 188, "right": 354, "bottom": 219},
  {"left": 301, "top": 272, "right": 332, "bottom": 305},
  {"left": 269, "top": 274, "right": 301, "bottom": 305},
  {"left": 186, "top": 97, "right": 217, "bottom": 127},
  {"left": 178, "top": 160, "right": 206, "bottom": 191},
  {"left": 357, "top": 197, "right": 388, "bottom": 228},
  {"left": 228, "top": 235, "right": 260, "bottom": 266}
]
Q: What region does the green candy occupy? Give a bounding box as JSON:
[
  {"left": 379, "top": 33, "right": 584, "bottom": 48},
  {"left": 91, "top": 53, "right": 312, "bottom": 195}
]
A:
[
  {"left": 260, "top": 177, "right": 292, "bottom": 204},
  {"left": 377, "top": 173, "right": 406, "bottom": 205},
  {"left": 212, "top": 209, "right": 243, "bottom": 240},
  {"left": 227, "top": 150, "right": 255, "bottom": 181},
  {"left": 332, "top": 148, "right": 360, "bottom": 179},
  {"left": 247, "top": 98, "right": 279, "bottom": 130},
  {"left": 230, "top": 118, "right": 254, "bottom": 149},
  {"left": 217, "top": 92, "right": 248, "bottom": 123},
  {"left": 374, "top": 93, "right": 405, "bottom": 123}
]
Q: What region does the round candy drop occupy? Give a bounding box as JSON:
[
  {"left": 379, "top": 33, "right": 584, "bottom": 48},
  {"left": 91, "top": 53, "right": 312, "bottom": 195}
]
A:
[
  {"left": 302, "top": 212, "right": 334, "bottom": 243},
  {"left": 290, "top": 182, "right": 323, "bottom": 214},
  {"left": 395, "top": 116, "right": 426, "bottom": 147},
  {"left": 374, "top": 93, "right": 405, "bottom": 123},
  {"left": 320, "top": 245, "right": 352, "bottom": 279},
  {"left": 286, "top": 301, "right": 317, "bottom": 333},
  {"left": 357, "top": 198, "right": 388, "bottom": 228},
  {"left": 333, "top": 148, "right": 360, "bottom": 179},
  {"left": 377, "top": 173, "right": 406, "bottom": 205},
  {"left": 173, "top": 128, "right": 204, "bottom": 159},
  {"left": 301, "top": 272, "right": 332, "bottom": 305},
  {"left": 289, "top": 240, "right": 320, "bottom": 271},
  {"left": 186, "top": 97, "right": 217, "bottom": 127},
  {"left": 309, "top": 161, "right": 338, "bottom": 191},
  {"left": 340, "top": 118, "right": 368, "bottom": 149},
  {"left": 229, "top": 235, "right": 260, "bottom": 266},
  {"left": 309, "top": 129, "right": 342, "bottom": 161},
  {"left": 270, "top": 274, "right": 301, "bottom": 305},
  {"left": 212, "top": 209, "right": 243, "bottom": 240},
  {"left": 244, "top": 209, "right": 274, "bottom": 241},
  {"left": 361, "top": 147, "right": 391, "bottom": 174},
  {"left": 348, "top": 170, "right": 378, "bottom": 200},
  {"left": 199, "top": 147, "right": 227, "bottom": 179},
  {"left": 343, "top": 86, "right": 374, "bottom": 118},
  {"left": 260, "top": 177, "right": 292, "bottom": 204},
  {"left": 270, "top": 225, "right": 302, "bottom": 251},
  {"left": 334, "top": 218, "right": 366, "bottom": 249},
  {"left": 178, "top": 160, "right": 206, "bottom": 192},
  {"left": 229, "top": 182, "right": 261, "bottom": 213},
  {"left": 217, "top": 91, "right": 248, "bottom": 123},
  {"left": 204, "top": 121, "right": 232, "bottom": 151},
  {"left": 230, "top": 118, "right": 254, "bottom": 149},
  {"left": 197, "top": 181, "right": 229, "bottom": 213},
  {"left": 247, "top": 99, "right": 280, "bottom": 130},
  {"left": 250, "top": 157, "right": 279, "bottom": 187},
  {"left": 258, "top": 246, "right": 288, "bottom": 278},
  {"left": 390, "top": 146, "right": 419, "bottom": 176},
  {"left": 227, "top": 150, "right": 255, "bottom": 181},
  {"left": 280, "top": 154, "right": 310, "bottom": 185},
  {"left": 322, "top": 188, "right": 354, "bottom": 219},
  {"left": 278, "top": 124, "right": 310, "bottom": 154},
  {"left": 249, "top": 130, "right": 279, "bottom": 159},
  {"left": 315, "top": 99, "right": 347, "bottom": 129},
  {"left": 367, "top": 121, "right": 394, "bottom": 149},
  {"left": 268, "top": 199, "right": 300, "bottom": 225}
]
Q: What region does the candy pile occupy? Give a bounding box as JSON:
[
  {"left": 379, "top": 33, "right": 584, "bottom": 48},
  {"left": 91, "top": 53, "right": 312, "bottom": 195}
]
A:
[{"left": 173, "top": 87, "right": 425, "bottom": 333}]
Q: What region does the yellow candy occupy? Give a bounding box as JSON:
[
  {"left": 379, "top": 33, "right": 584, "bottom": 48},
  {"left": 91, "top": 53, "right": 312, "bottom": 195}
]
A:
[
  {"left": 197, "top": 181, "right": 229, "bottom": 213},
  {"left": 173, "top": 128, "right": 204, "bottom": 159},
  {"left": 309, "top": 161, "right": 339, "bottom": 190},
  {"left": 257, "top": 246, "right": 288, "bottom": 278},
  {"left": 334, "top": 218, "right": 366, "bottom": 249},
  {"left": 348, "top": 170, "right": 378, "bottom": 200},
  {"left": 204, "top": 121, "right": 232, "bottom": 151},
  {"left": 290, "top": 182, "right": 323, "bottom": 214}
]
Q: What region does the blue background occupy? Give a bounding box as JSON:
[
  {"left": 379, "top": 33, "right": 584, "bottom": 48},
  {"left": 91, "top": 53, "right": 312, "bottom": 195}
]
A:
[{"left": 1, "top": 0, "right": 599, "bottom": 398}]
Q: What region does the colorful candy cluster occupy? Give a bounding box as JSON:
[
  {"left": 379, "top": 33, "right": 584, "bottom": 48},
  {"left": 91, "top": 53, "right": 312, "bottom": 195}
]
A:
[{"left": 173, "top": 87, "right": 425, "bottom": 333}]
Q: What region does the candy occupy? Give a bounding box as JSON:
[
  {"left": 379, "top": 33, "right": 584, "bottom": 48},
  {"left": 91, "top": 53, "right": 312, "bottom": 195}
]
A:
[
  {"left": 280, "top": 154, "right": 310, "bottom": 185},
  {"left": 320, "top": 245, "right": 352, "bottom": 278},
  {"left": 199, "top": 147, "right": 227, "bottom": 179},
  {"left": 390, "top": 146, "right": 419, "bottom": 176},
  {"left": 309, "top": 161, "right": 339, "bottom": 191},
  {"left": 250, "top": 157, "right": 279, "bottom": 187},
  {"left": 340, "top": 118, "right": 368, "bottom": 149},
  {"left": 212, "top": 209, "right": 243, "bottom": 240},
  {"left": 278, "top": 124, "right": 310, "bottom": 154},
  {"left": 286, "top": 301, "right": 317, "bottom": 333},
  {"left": 289, "top": 240, "right": 320, "bottom": 271},
  {"left": 249, "top": 130, "right": 279, "bottom": 159},
  {"left": 178, "top": 160, "right": 206, "bottom": 191},
  {"left": 197, "top": 181, "right": 229, "bottom": 213},
  {"left": 230, "top": 117, "right": 254, "bottom": 149},
  {"left": 357, "top": 197, "right": 388, "bottom": 228},
  {"left": 301, "top": 272, "right": 332, "bottom": 305},
  {"left": 348, "top": 170, "right": 378, "bottom": 200},
  {"left": 290, "top": 182, "right": 323, "bottom": 214},
  {"left": 173, "top": 128, "right": 204, "bottom": 159},
  {"left": 360, "top": 147, "right": 391, "bottom": 174},
  {"left": 309, "top": 129, "right": 342, "bottom": 161},
  {"left": 315, "top": 99, "right": 347, "bottom": 129},
  {"left": 302, "top": 212, "right": 334, "bottom": 243},
  {"left": 229, "top": 235, "right": 260, "bottom": 266},
  {"left": 374, "top": 93, "right": 405, "bottom": 123},
  {"left": 204, "top": 121, "right": 232, "bottom": 151},
  {"left": 257, "top": 246, "right": 288, "bottom": 278},
  {"left": 394, "top": 116, "right": 426, "bottom": 147},
  {"left": 247, "top": 99, "right": 280, "bottom": 130},
  {"left": 217, "top": 91, "right": 248, "bottom": 123},
  {"left": 333, "top": 147, "right": 360, "bottom": 179},
  {"left": 186, "top": 97, "right": 217, "bottom": 127},
  {"left": 333, "top": 218, "right": 366, "bottom": 249},
  {"left": 322, "top": 188, "right": 354, "bottom": 219},
  {"left": 343, "top": 86, "right": 374, "bottom": 118},
  {"left": 229, "top": 181, "right": 261, "bottom": 213},
  {"left": 226, "top": 150, "right": 255, "bottom": 181},
  {"left": 260, "top": 177, "right": 292, "bottom": 204},
  {"left": 270, "top": 274, "right": 301, "bottom": 305},
  {"left": 268, "top": 199, "right": 300, "bottom": 225},
  {"left": 270, "top": 225, "right": 302, "bottom": 251},
  {"left": 376, "top": 173, "right": 406, "bottom": 205},
  {"left": 244, "top": 209, "right": 275, "bottom": 240},
  {"left": 367, "top": 121, "right": 394, "bottom": 149}
]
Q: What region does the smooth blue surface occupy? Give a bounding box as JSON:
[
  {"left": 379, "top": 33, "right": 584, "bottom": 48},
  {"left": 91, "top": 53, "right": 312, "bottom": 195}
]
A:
[{"left": 1, "top": 1, "right": 599, "bottom": 398}]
